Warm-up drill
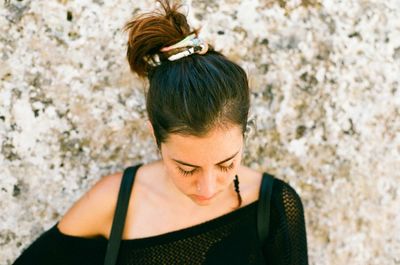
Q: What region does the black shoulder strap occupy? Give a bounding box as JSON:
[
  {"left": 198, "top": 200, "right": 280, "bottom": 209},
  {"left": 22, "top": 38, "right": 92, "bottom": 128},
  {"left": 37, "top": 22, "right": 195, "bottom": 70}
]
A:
[
  {"left": 104, "top": 164, "right": 141, "bottom": 265},
  {"left": 257, "top": 172, "right": 275, "bottom": 245}
]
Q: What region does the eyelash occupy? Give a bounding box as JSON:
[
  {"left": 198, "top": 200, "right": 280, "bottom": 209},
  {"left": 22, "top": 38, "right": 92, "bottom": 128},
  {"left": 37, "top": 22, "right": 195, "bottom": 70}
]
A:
[{"left": 177, "top": 163, "right": 235, "bottom": 177}]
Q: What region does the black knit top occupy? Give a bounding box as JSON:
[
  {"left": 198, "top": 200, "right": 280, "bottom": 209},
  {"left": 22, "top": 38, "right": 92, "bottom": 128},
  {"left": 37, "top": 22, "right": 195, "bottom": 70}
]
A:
[{"left": 13, "top": 173, "right": 308, "bottom": 265}]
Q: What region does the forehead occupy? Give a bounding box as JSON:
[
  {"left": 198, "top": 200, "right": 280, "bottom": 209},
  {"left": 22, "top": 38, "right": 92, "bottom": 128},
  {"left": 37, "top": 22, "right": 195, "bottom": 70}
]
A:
[{"left": 161, "top": 126, "right": 243, "bottom": 164}]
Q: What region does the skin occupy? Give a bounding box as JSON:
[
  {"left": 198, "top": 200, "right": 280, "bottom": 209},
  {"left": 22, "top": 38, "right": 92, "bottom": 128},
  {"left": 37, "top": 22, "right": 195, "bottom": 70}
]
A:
[
  {"left": 58, "top": 123, "right": 263, "bottom": 239},
  {"left": 158, "top": 124, "right": 244, "bottom": 207}
]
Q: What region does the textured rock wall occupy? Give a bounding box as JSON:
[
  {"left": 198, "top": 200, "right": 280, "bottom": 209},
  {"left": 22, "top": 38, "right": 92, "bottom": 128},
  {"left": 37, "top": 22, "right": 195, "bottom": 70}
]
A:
[{"left": 1, "top": 0, "right": 399, "bottom": 264}]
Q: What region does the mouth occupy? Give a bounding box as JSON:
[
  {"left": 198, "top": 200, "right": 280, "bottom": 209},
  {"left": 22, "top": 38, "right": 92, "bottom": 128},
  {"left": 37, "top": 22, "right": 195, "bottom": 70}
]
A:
[
  {"left": 192, "top": 192, "right": 220, "bottom": 202},
  {"left": 195, "top": 195, "right": 214, "bottom": 201}
]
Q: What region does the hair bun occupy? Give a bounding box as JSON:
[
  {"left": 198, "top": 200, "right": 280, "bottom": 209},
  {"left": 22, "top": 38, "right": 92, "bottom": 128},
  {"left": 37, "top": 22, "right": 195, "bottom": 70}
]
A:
[{"left": 124, "top": 0, "right": 194, "bottom": 77}]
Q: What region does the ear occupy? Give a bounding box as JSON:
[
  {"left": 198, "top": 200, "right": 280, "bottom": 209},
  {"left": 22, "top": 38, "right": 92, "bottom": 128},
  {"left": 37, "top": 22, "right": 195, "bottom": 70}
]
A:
[
  {"left": 146, "top": 120, "right": 155, "bottom": 139},
  {"left": 147, "top": 121, "right": 162, "bottom": 153}
]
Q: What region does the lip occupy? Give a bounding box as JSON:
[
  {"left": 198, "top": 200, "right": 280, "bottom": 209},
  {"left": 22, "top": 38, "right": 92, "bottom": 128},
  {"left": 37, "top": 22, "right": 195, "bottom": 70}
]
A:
[{"left": 193, "top": 193, "right": 218, "bottom": 201}]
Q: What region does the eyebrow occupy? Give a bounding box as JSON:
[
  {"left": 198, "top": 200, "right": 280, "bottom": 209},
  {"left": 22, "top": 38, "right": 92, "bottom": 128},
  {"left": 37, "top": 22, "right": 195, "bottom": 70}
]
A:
[{"left": 172, "top": 150, "right": 240, "bottom": 168}]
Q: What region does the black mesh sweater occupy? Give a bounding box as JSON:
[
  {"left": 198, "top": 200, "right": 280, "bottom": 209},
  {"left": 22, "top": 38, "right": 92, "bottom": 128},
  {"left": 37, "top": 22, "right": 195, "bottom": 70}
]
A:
[{"left": 13, "top": 174, "right": 308, "bottom": 265}]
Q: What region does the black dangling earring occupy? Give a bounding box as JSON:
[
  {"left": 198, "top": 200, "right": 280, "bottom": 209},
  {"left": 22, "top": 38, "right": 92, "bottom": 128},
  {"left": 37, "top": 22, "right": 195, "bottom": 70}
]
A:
[{"left": 233, "top": 175, "right": 242, "bottom": 208}]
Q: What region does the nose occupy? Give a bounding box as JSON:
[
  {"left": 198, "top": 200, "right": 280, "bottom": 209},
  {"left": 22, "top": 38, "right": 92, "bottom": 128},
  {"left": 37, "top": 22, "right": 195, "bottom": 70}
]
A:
[{"left": 197, "top": 170, "right": 217, "bottom": 198}]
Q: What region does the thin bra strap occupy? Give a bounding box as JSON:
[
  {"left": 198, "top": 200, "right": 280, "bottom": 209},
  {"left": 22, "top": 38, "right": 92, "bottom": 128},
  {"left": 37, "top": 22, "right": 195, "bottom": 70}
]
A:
[
  {"left": 257, "top": 172, "right": 275, "bottom": 246},
  {"left": 104, "top": 164, "right": 141, "bottom": 265}
]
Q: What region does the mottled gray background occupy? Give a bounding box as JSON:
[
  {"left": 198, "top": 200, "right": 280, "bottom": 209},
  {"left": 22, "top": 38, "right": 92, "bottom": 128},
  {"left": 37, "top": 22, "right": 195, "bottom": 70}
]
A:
[{"left": 1, "top": 0, "right": 399, "bottom": 264}]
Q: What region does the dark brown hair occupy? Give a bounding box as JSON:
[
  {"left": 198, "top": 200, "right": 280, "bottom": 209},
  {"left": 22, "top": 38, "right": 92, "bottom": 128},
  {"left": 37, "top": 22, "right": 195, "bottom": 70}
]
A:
[{"left": 124, "top": 0, "right": 250, "bottom": 148}]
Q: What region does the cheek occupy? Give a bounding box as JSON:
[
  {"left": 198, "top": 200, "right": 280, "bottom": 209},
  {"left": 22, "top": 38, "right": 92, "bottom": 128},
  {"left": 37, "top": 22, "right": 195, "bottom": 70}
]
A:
[
  {"left": 218, "top": 163, "right": 241, "bottom": 185},
  {"left": 166, "top": 165, "right": 196, "bottom": 190},
  {"left": 217, "top": 165, "right": 240, "bottom": 186},
  {"left": 217, "top": 170, "right": 231, "bottom": 182}
]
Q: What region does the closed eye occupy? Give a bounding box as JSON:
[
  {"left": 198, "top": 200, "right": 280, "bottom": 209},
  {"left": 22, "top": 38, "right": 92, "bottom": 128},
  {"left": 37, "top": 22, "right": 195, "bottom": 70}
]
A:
[
  {"left": 177, "top": 162, "right": 235, "bottom": 177},
  {"left": 219, "top": 162, "right": 234, "bottom": 172},
  {"left": 178, "top": 167, "right": 196, "bottom": 176}
]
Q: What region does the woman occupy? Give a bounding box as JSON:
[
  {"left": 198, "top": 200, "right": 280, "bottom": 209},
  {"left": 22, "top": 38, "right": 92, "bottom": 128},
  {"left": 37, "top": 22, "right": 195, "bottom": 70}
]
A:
[{"left": 13, "top": 1, "right": 308, "bottom": 264}]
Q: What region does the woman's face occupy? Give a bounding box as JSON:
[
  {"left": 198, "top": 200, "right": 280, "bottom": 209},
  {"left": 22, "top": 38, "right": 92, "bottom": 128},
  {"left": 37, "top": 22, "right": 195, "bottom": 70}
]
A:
[{"left": 160, "top": 125, "right": 244, "bottom": 206}]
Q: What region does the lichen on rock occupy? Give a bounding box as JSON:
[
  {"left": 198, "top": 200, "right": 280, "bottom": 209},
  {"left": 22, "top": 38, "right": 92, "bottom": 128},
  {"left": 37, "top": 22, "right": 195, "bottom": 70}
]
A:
[{"left": 1, "top": 1, "right": 399, "bottom": 264}]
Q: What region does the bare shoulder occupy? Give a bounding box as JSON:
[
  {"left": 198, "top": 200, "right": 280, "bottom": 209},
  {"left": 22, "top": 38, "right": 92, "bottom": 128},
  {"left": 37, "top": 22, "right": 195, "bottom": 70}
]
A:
[{"left": 57, "top": 171, "right": 123, "bottom": 238}]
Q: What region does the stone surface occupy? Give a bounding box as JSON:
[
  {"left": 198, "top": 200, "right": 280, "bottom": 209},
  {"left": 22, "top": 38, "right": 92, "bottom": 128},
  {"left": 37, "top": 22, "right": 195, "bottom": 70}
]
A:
[{"left": 1, "top": 0, "right": 399, "bottom": 264}]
